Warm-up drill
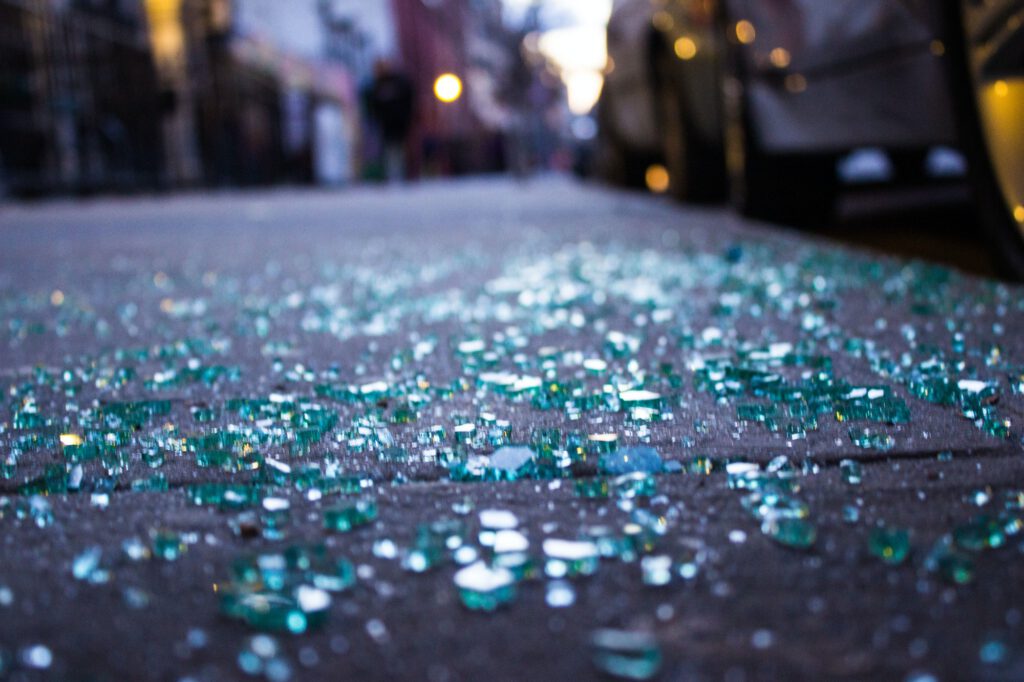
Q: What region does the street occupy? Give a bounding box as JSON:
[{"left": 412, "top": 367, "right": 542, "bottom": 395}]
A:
[{"left": 0, "top": 177, "right": 1023, "bottom": 681}]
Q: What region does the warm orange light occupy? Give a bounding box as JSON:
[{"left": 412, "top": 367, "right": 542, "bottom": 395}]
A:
[
  {"left": 785, "top": 73, "right": 807, "bottom": 93},
  {"left": 735, "top": 20, "right": 756, "bottom": 45},
  {"left": 645, "top": 165, "right": 670, "bottom": 194},
  {"left": 674, "top": 37, "right": 697, "bottom": 60},
  {"left": 994, "top": 80, "right": 1009, "bottom": 97},
  {"left": 434, "top": 73, "right": 463, "bottom": 103},
  {"left": 145, "top": 0, "right": 185, "bottom": 68},
  {"left": 769, "top": 47, "right": 790, "bottom": 68},
  {"left": 1015, "top": 205, "right": 1024, "bottom": 223}
]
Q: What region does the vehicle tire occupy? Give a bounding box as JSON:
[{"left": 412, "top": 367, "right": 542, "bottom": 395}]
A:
[
  {"left": 653, "top": 46, "right": 727, "bottom": 203},
  {"left": 718, "top": 22, "right": 838, "bottom": 226},
  {"left": 943, "top": 0, "right": 1024, "bottom": 278}
]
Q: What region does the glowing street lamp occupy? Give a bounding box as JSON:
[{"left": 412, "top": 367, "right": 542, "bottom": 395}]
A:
[{"left": 433, "top": 73, "right": 463, "bottom": 103}]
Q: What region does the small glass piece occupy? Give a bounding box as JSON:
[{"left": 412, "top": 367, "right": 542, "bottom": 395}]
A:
[
  {"left": 574, "top": 478, "right": 610, "bottom": 499},
  {"left": 221, "top": 585, "right": 331, "bottom": 634},
  {"left": 953, "top": 515, "right": 1006, "bottom": 551},
  {"left": 761, "top": 518, "right": 816, "bottom": 549},
  {"left": 151, "top": 530, "right": 186, "bottom": 561},
  {"left": 848, "top": 427, "right": 895, "bottom": 451},
  {"left": 545, "top": 580, "right": 576, "bottom": 607},
  {"left": 925, "top": 536, "right": 975, "bottom": 585},
  {"left": 640, "top": 555, "right": 672, "bottom": 586},
  {"left": 453, "top": 561, "right": 516, "bottom": 611},
  {"left": 543, "top": 539, "right": 600, "bottom": 578},
  {"left": 868, "top": 526, "right": 910, "bottom": 565},
  {"left": 479, "top": 509, "right": 518, "bottom": 530},
  {"left": 590, "top": 629, "right": 662, "bottom": 680},
  {"left": 488, "top": 446, "right": 536, "bottom": 479},
  {"left": 323, "top": 498, "right": 378, "bottom": 533},
  {"left": 599, "top": 447, "right": 662, "bottom": 475},
  {"left": 839, "top": 459, "right": 862, "bottom": 485},
  {"left": 612, "top": 472, "right": 657, "bottom": 499},
  {"left": 72, "top": 546, "right": 109, "bottom": 583}
]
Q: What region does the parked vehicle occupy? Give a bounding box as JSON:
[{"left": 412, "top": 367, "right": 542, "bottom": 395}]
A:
[
  {"left": 945, "top": 0, "right": 1024, "bottom": 276},
  {"left": 598, "top": 0, "right": 1024, "bottom": 276}
]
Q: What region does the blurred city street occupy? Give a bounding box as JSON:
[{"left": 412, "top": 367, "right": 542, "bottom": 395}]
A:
[
  {"left": 0, "top": 177, "right": 1023, "bottom": 680},
  {"left": 3, "top": 1, "right": 1024, "bottom": 679}
]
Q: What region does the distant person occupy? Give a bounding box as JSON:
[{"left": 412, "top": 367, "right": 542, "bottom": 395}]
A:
[{"left": 366, "top": 59, "right": 414, "bottom": 183}]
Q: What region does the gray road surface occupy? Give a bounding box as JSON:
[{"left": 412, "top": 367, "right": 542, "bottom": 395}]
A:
[{"left": 0, "top": 177, "right": 1022, "bottom": 682}]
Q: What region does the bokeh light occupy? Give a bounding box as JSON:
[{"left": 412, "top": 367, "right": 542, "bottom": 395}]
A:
[
  {"left": 645, "top": 165, "right": 670, "bottom": 194},
  {"left": 434, "top": 73, "right": 463, "bottom": 103}
]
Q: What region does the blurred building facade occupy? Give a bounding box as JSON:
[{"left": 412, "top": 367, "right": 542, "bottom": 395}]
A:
[
  {"left": 142, "top": 0, "right": 358, "bottom": 188},
  {"left": 0, "top": 0, "right": 553, "bottom": 195},
  {"left": 389, "top": 0, "right": 509, "bottom": 177},
  {"left": 0, "top": 0, "right": 163, "bottom": 195},
  {"left": 0, "top": 0, "right": 358, "bottom": 195},
  {"left": 317, "top": 0, "right": 395, "bottom": 83}
]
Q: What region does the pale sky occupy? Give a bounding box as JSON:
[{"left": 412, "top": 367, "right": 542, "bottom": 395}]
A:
[
  {"left": 235, "top": 0, "right": 395, "bottom": 59},
  {"left": 236, "top": 0, "right": 612, "bottom": 58},
  {"left": 504, "top": 0, "right": 613, "bottom": 114},
  {"left": 236, "top": 0, "right": 611, "bottom": 115},
  {"left": 502, "top": 0, "right": 612, "bottom": 30}
]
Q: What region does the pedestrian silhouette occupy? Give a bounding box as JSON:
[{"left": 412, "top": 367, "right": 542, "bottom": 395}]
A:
[{"left": 366, "top": 59, "right": 414, "bottom": 183}]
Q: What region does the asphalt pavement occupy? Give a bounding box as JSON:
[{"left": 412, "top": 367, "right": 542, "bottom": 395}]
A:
[{"left": 0, "top": 177, "right": 1023, "bottom": 682}]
